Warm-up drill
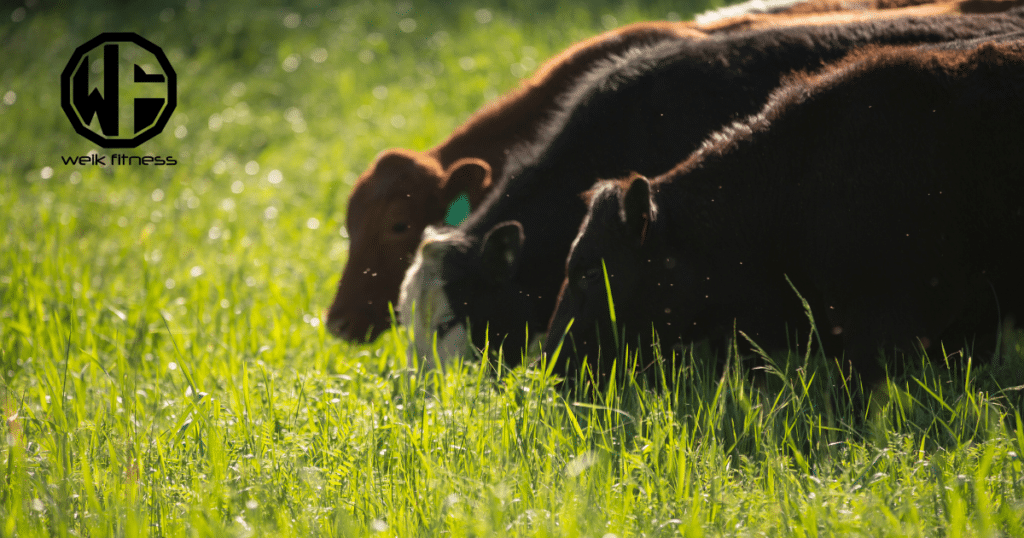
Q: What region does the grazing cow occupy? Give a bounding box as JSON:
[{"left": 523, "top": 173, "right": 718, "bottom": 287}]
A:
[
  {"left": 546, "top": 40, "right": 1024, "bottom": 386},
  {"left": 325, "top": 0, "right": 1004, "bottom": 342},
  {"left": 398, "top": 8, "right": 1024, "bottom": 367},
  {"left": 326, "top": 20, "right": 708, "bottom": 342}
]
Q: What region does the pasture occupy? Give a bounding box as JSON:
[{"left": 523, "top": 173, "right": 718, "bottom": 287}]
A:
[{"left": 2, "top": 0, "right": 1024, "bottom": 536}]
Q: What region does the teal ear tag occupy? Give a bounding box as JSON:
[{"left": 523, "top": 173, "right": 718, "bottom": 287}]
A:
[{"left": 444, "top": 191, "right": 471, "bottom": 226}]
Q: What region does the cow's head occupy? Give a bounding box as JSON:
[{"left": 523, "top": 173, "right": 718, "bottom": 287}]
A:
[
  {"left": 326, "top": 150, "right": 491, "bottom": 342},
  {"left": 398, "top": 218, "right": 537, "bottom": 367},
  {"left": 398, "top": 225, "right": 470, "bottom": 367},
  {"left": 545, "top": 175, "right": 694, "bottom": 381}
]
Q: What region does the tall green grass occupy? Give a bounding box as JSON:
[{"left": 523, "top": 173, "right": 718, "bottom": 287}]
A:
[{"left": 3, "top": 0, "right": 1024, "bottom": 536}]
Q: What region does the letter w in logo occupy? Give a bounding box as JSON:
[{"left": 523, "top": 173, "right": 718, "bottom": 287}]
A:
[{"left": 71, "top": 44, "right": 120, "bottom": 136}]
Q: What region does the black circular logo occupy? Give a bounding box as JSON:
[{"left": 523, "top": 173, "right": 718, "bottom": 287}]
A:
[{"left": 61, "top": 32, "right": 177, "bottom": 149}]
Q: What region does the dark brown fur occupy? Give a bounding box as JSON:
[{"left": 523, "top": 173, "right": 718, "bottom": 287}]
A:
[
  {"left": 546, "top": 40, "right": 1024, "bottom": 387},
  {"left": 327, "top": 0, "right": 1023, "bottom": 342}
]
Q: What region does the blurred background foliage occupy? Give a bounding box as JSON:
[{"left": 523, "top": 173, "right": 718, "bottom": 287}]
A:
[{"left": 0, "top": 0, "right": 725, "bottom": 334}]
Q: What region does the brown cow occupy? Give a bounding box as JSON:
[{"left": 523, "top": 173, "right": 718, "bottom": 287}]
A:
[{"left": 325, "top": 0, "right": 1020, "bottom": 342}]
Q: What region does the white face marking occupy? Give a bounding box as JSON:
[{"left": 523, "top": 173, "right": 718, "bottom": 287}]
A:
[{"left": 398, "top": 225, "right": 468, "bottom": 368}]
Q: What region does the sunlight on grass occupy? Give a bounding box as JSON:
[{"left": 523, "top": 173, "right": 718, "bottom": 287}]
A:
[{"left": 3, "top": 0, "right": 1024, "bottom": 536}]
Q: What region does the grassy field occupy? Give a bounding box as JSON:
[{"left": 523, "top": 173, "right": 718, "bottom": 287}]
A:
[{"left": 3, "top": 0, "right": 1024, "bottom": 536}]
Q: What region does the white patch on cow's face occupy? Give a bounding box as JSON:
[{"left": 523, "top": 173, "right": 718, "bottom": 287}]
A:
[{"left": 398, "top": 225, "right": 467, "bottom": 368}]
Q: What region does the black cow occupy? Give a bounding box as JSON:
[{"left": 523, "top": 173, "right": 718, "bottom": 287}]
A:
[
  {"left": 545, "top": 40, "right": 1024, "bottom": 386},
  {"left": 398, "top": 9, "right": 1024, "bottom": 367}
]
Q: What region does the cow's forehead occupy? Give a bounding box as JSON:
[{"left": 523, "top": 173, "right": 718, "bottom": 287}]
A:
[
  {"left": 585, "top": 187, "right": 626, "bottom": 238},
  {"left": 590, "top": 179, "right": 631, "bottom": 218},
  {"left": 596, "top": 191, "right": 624, "bottom": 221},
  {"left": 357, "top": 149, "right": 444, "bottom": 201},
  {"left": 422, "top": 224, "right": 460, "bottom": 243},
  {"left": 410, "top": 225, "right": 470, "bottom": 267},
  {"left": 399, "top": 228, "right": 457, "bottom": 322}
]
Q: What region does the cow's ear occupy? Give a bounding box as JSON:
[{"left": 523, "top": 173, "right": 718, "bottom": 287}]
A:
[
  {"left": 444, "top": 158, "right": 492, "bottom": 205},
  {"left": 622, "top": 175, "right": 654, "bottom": 245},
  {"left": 480, "top": 221, "right": 524, "bottom": 284}
]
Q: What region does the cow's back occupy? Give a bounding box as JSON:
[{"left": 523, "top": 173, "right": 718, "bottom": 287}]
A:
[{"left": 449, "top": 8, "right": 1024, "bottom": 359}]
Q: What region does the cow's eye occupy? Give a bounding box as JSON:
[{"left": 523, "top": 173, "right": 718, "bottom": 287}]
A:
[{"left": 391, "top": 222, "right": 410, "bottom": 234}]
